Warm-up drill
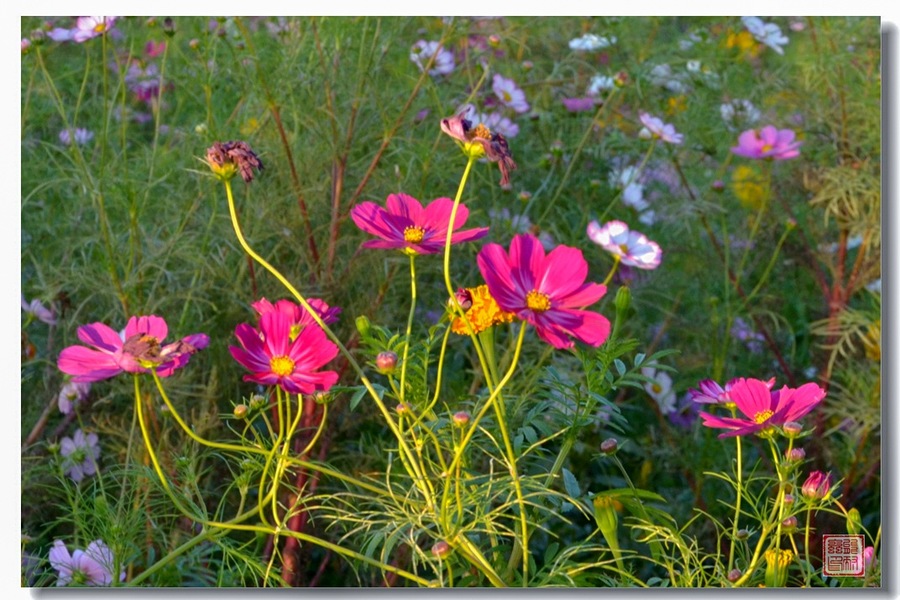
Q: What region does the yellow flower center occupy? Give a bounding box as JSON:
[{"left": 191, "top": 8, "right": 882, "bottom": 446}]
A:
[
  {"left": 618, "top": 243, "right": 630, "bottom": 254},
  {"left": 94, "top": 23, "right": 107, "bottom": 33},
  {"left": 525, "top": 290, "right": 551, "bottom": 313},
  {"left": 651, "top": 383, "right": 662, "bottom": 394},
  {"left": 761, "top": 143, "right": 773, "bottom": 153},
  {"left": 472, "top": 124, "right": 492, "bottom": 140},
  {"left": 403, "top": 226, "right": 425, "bottom": 244},
  {"left": 754, "top": 409, "right": 774, "bottom": 424},
  {"left": 270, "top": 355, "right": 295, "bottom": 377},
  {"left": 451, "top": 285, "right": 516, "bottom": 336},
  {"left": 502, "top": 91, "right": 512, "bottom": 103}
]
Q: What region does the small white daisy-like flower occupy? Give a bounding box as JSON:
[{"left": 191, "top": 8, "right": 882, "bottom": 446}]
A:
[
  {"left": 587, "top": 220, "right": 662, "bottom": 270},
  {"left": 741, "top": 16, "right": 789, "bottom": 55},
  {"left": 410, "top": 40, "right": 455, "bottom": 77},
  {"left": 639, "top": 112, "right": 684, "bottom": 145},
  {"left": 641, "top": 366, "right": 677, "bottom": 414},
  {"left": 568, "top": 33, "right": 616, "bottom": 51}
]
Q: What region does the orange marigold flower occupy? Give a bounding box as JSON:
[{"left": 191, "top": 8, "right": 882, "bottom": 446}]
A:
[{"left": 451, "top": 285, "right": 516, "bottom": 336}]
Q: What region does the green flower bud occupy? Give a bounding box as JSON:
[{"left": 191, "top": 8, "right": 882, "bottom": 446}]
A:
[
  {"left": 355, "top": 315, "right": 371, "bottom": 337},
  {"left": 615, "top": 286, "right": 631, "bottom": 313},
  {"left": 846, "top": 507, "right": 862, "bottom": 536}
]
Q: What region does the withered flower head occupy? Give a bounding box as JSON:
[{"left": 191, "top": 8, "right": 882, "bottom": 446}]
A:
[
  {"left": 440, "top": 104, "right": 517, "bottom": 186},
  {"left": 205, "top": 140, "right": 264, "bottom": 183}
]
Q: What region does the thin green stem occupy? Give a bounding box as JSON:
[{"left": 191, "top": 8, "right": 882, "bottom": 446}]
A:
[
  {"left": 602, "top": 255, "right": 621, "bottom": 287},
  {"left": 399, "top": 254, "right": 417, "bottom": 404},
  {"left": 728, "top": 411, "right": 743, "bottom": 574}
]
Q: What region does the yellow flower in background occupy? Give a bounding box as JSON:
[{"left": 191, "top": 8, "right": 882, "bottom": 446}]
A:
[
  {"left": 732, "top": 165, "right": 770, "bottom": 210},
  {"left": 240, "top": 117, "right": 261, "bottom": 137},
  {"left": 725, "top": 30, "right": 762, "bottom": 60},
  {"left": 666, "top": 95, "right": 687, "bottom": 116},
  {"left": 451, "top": 285, "right": 516, "bottom": 336}
]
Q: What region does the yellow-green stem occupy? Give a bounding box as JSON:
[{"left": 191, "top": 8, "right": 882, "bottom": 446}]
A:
[{"left": 399, "top": 254, "right": 417, "bottom": 403}]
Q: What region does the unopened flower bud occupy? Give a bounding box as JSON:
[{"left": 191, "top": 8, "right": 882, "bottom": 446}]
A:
[
  {"left": 431, "top": 540, "right": 451, "bottom": 559},
  {"left": 785, "top": 218, "right": 797, "bottom": 230},
  {"left": 452, "top": 411, "right": 470, "bottom": 427},
  {"left": 518, "top": 190, "right": 532, "bottom": 203},
  {"left": 614, "top": 70, "right": 629, "bottom": 87},
  {"left": 395, "top": 403, "right": 410, "bottom": 416},
  {"left": 453, "top": 288, "right": 473, "bottom": 312},
  {"left": 355, "top": 315, "right": 371, "bottom": 337},
  {"left": 163, "top": 18, "right": 175, "bottom": 37},
  {"left": 376, "top": 351, "right": 398, "bottom": 374},
  {"left": 787, "top": 447, "right": 806, "bottom": 462},
  {"left": 782, "top": 422, "right": 802, "bottom": 437},
  {"left": 711, "top": 179, "right": 725, "bottom": 192},
  {"left": 522, "top": 60, "right": 534, "bottom": 71},
  {"left": 550, "top": 140, "right": 564, "bottom": 156},
  {"left": 783, "top": 493, "right": 795, "bottom": 505},
  {"left": 727, "top": 568, "right": 742, "bottom": 583},
  {"left": 846, "top": 507, "right": 862, "bottom": 535},
  {"left": 600, "top": 438, "right": 618, "bottom": 455},
  {"left": 249, "top": 393, "right": 266, "bottom": 410},
  {"left": 189, "top": 38, "right": 200, "bottom": 50},
  {"left": 735, "top": 528, "right": 749, "bottom": 540},
  {"left": 782, "top": 516, "right": 798, "bottom": 531},
  {"left": 801, "top": 471, "right": 831, "bottom": 500},
  {"left": 47, "top": 442, "right": 60, "bottom": 455},
  {"left": 314, "top": 391, "right": 332, "bottom": 405},
  {"left": 614, "top": 286, "right": 631, "bottom": 313},
  {"left": 488, "top": 34, "right": 501, "bottom": 47},
  {"left": 233, "top": 404, "right": 248, "bottom": 419}
]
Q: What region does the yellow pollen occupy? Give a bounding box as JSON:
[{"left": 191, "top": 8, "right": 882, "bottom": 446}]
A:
[
  {"left": 651, "top": 383, "right": 662, "bottom": 394},
  {"left": 754, "top": 409, "right": 773, "bottom": 424},
  {"left": 761, "top": 143, "right": 773, "bottom": 153},
  {"left": 525, "top": 290, "right": 551, "bottom": 313},
  {"left": 618, "top": 243, "right": 630, "bottom": 254},
  {"left": 472, "top": 124, "right": 492, "bottom": 140},
  {"left": 270, "top": 355, "right": 295, "bottom": 377},
  {"left": 404, "top": 226, "right": 425, "bottom": 244},
  {"left": 502, "top": 91, "right": 512, "bottom": 102},
  {"left": 94, "top": 23, "right": 106, "bottom": 33}
]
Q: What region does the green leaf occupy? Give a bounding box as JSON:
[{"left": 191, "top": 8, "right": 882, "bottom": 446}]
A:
[
  {"left": 562, "top": 468, "right": 581, "bottom": 498},
  {"left": 614, "top": 359, "right": 627, "bottom": 376}
]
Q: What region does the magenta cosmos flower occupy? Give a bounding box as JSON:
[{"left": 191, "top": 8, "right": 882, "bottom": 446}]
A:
[
  {"left": 252, "top": 297, "right": 340, "bottom": 334},
  {"left": 58, "top": 315, "right": 209, "bottom": 383},
  {"left": 587, "top": 220, "right": 662, "bottom": 269},
  {"left": 639, "top": 112, "right": 683, "bottom": 144},
  {"left": 699, "top": 377, "right": 826, "bottom": 438},
  {"left": 731, "top": 126, "right": 802, "bottom": 160},
  {"left": 477, "top": 233, "right": 610, "bottom": 349},
  {"left": 350, "top": 193, "right": 488, "bottom": 255},
  {"left": 230, "top": 310, "right": 339, "bottom": 395},
  {"left": 688, "top": 376, "right": 775, "bottom": 405}
]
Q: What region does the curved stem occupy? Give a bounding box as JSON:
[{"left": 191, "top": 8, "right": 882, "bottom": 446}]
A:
[{"left": 602, "top": 255, "right": 621, "bottom": 287}]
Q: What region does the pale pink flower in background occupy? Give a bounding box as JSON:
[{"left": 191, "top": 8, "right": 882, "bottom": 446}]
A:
[
  {"left": 639, "top": 112, "right": 684, "bottom": 144},
  {"left": 587, "top": 220, "right": 662, "bottom": 269},
  {"left": 492, "top": 74, "right": 530, "bottom": 113},
  {"left": 49, "top": 539, "right": 124, "bottom": 586},
  {"left": 475, "top": 111, "right": 520, "bottom": 138},
  {"left": 59, "top": 429, "right": 100, "bottom": 482},
  {"left": 742, "top": 16, "right": 789, "bottom": 55},
  {"left": 22, "top": 294, "right": 57, "bottom": 325},
  {"left": 72, "top": 17, "right": 118, "bottom": 43},
  {"left": 58, "top": 381, "right": 92, "bottom": 415},
  {"left": 410, "top": 40, "right": 455, "bottom": 76}
]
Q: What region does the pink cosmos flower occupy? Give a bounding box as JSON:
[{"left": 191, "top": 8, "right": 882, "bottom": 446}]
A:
[
  {"left": 252, "top": 297, "right": 340, "bottom": 333},
  {"left": 72, "top": 17, "right": 117, "bottom": 43},
  {"left": 864, "top": 546, "right": 877, "bottom": 573},
  {"left": 639, "top": 112, "right": 683, "bottom": 144},
  {"left": 689, "top": 377, "right": 775, "bottom": 404},
  {"left": 587, "top": 220, "right": 662, "bottom": 269},
  {"left": 59, "top": 428, "right": 100, "bottom": 482},
  {"left": 230, "top": 310, "right": 339, "bottom": 395},
  {"left": 699, "top": 377, "right": 826, "bottom": 438},
  {"left": 350, "top": 193, "right": 488, "bottom": 255},
  {"left": 476, "top": 233, "right": 610, "bottom": 349},
  {"left": 49, "top": 539, "right": 124, "bottom": 586},
  {"left": 492, "top": 74, "right": 530, "bottom": 113},
  {"left": 731, "top": 126, "right": 802, "bottom": 160},
  {"left": 58, "top": 315, "right": 209, "bottom": 383}
]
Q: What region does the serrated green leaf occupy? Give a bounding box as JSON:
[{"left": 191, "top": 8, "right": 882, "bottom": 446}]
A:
[{"left": 562, "top": 468, "right": 582, "bottom": 498}]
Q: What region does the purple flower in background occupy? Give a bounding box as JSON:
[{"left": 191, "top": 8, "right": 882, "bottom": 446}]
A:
[
  {"left": 474, "top": 111, "right": 520, "bottom": 138},
  {"left": 410, "top": 40, "right": 455, "bottom": 76},
  {"left": 49, "top": 539, "right": 124, "bottom": 586},
  {"left": 731, "top": 126, "right": 802, "bottom": 160},
  {"left": 639, "top": 112, "right": 683, "bottom": 144},
  {"left": 58, "top": 381, "right": 92, "bottom": 415},
  {"left": 562, "top": 97, "right": 599, "bottom": 113},
  {"left": 689, "top": 379, "right": 733, "bottom": 404},
  {"left": 59, "top": 128, "right": 94, "bottom": 146},
  {"left": 731, "top": 317, "right": 765, "bottom": 353},
  {"left": 669, "top": 393, "right": 700, "bottom": 428},
  {"left": 22, "top": 294, "right": 57, "bottom": 325},
  {"left": 59, "top": 429, "right": 100, "bottom": 482},
  {"left": 493, "top": 74, "right": 530, "bottom": 113}
]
